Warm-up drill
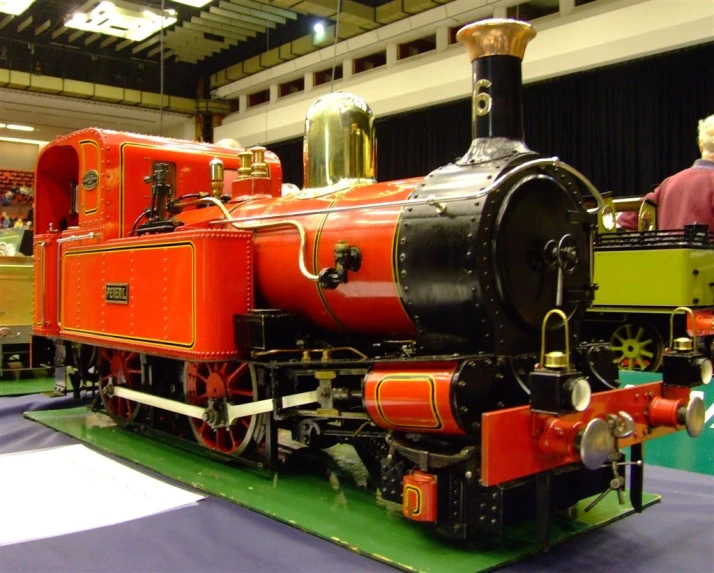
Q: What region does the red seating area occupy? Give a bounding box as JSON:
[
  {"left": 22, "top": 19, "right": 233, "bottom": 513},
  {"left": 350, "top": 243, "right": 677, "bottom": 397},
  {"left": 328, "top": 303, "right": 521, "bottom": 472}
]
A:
[{"left": 0, "top": 169, "right": 34, "bottom": 205}]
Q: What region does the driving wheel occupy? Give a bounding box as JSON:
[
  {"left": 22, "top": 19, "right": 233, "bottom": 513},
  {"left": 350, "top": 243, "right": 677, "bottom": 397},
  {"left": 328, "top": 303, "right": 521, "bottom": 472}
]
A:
[
  {"left": 184, "top": 361, "right": 267, "bottom": 456},
  {"left": 98, "top": 348, "right": 142, "bottom": 419}
]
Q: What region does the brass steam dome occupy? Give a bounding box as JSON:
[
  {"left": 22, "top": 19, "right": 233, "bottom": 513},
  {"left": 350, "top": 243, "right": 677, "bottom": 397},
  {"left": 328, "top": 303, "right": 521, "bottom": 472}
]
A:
[{"left": 302, "top": 92, "right": 375, "bottom": 192}]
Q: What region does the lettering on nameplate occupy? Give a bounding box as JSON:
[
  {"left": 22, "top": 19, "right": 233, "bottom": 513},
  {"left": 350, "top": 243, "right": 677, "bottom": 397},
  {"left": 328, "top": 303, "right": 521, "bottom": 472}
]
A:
[{"left": 105, "top": 283, "right": 129, "bottom": 304}]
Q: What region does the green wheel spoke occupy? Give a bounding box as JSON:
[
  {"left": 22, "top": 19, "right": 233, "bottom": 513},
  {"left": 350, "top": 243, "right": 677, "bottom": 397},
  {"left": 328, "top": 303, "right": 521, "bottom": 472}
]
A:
[{"left": 610, "top": 323, "right": 664, "bottom": 372}]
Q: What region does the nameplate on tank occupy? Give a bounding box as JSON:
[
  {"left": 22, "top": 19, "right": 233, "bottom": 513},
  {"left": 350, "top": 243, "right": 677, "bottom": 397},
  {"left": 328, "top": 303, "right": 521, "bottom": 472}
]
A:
[{"left": 105, "top": 283, "right": 129, "bottom": 304}]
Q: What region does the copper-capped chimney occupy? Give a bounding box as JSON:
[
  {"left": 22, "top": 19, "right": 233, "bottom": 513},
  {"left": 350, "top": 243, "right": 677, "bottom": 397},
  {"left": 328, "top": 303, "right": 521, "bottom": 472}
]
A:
[{"left": 456, "top": 19, "right": 536, "bottom": 151}]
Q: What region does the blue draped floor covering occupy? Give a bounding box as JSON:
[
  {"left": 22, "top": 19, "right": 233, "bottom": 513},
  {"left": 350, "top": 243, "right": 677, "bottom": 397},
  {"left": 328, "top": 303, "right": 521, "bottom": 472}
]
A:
[{"left": 1, "top": 393, "right": 712, "bottom": 573}]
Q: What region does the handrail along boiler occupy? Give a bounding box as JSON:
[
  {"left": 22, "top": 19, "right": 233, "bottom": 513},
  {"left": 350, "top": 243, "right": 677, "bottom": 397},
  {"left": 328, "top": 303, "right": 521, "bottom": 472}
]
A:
[{"left": 33, "top": 19, "right": 709, "bottom": 542}]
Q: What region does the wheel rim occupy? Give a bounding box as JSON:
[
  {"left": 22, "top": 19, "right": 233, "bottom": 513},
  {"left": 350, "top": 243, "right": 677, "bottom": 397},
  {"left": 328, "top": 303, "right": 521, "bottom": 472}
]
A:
[
  {"left": 184, "top": 361, "right": 266, "bottom": 455},
  {"left": 98, "top": 349, "right": 142, "bottom": 419},
  {"left": 610, "top": 323, "right": 663, "bottom": 371}
]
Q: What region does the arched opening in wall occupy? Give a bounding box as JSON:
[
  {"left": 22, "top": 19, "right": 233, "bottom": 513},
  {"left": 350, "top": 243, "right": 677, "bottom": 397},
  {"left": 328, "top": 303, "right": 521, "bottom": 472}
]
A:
[
  {"left": 279, "top": 77, "right": 305, "bottom": 98},
  {"left": 507, "top": 0, "right": 559, "bottom": 20},
  {"left": 314, "top": 64, "right": 343, "bottom": 87},
  {"left": 398, "top": 35, "right": 436, "bottom": 61},
  {"left": 354, "top": 51, "right": 386, "bottom": 75},
  {"left": 248, "top": 89, "right": 270, "bottom": 109}
]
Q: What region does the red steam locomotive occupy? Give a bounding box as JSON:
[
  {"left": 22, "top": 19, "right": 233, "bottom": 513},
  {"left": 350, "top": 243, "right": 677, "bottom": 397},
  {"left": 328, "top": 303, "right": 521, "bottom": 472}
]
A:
[{"left": 33, "top": 19, "right": 709, "bottom": 543}]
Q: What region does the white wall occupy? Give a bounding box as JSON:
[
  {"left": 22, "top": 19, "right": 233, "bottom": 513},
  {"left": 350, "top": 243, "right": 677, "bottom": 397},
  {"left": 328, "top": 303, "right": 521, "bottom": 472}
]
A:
[
  {"left": 161, "top": 118, "right": 197, "bottom": 141},
  {"left": 0, "top": 140, "right": 41, "bottom": 171},
  {"left": 214, "top": 0, "right": 714, "bottom": 147}
]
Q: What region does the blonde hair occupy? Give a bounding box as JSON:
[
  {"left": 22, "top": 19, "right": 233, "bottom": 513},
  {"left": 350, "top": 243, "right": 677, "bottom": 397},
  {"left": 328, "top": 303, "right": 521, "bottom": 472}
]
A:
[{"left": 698, "top": 114, "right": 714, "bottom": 155}]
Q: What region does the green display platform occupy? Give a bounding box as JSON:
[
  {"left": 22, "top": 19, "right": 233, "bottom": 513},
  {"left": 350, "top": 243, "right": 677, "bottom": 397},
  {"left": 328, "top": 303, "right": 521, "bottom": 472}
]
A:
[
  {"left": 619, "top": 371, "right": 714, "bottom": 476},
  {"left": 27, "top": 407, "right": 659, "bottom": 573},
  {"left": 0, "top": 376, "right": 54, "bottom": 397}
]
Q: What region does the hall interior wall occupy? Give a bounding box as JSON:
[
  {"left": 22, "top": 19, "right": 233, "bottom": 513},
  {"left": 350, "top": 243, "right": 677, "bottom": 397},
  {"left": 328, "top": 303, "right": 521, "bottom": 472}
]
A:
[
  {"left": 272, "top": 40, "right": 713, "bottom": 196},
  {"left": 0, "top": 141, "right": 41, "bottom": 172},
  {"left": 214, "top": 0, "right": 713, "bottom": 148}
]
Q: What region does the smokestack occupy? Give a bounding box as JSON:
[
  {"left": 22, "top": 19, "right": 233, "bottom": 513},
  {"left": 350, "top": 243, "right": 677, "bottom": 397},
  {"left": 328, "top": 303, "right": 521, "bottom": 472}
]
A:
[{"left": 456, "top": 19, "right": 536, "bottom": 142}]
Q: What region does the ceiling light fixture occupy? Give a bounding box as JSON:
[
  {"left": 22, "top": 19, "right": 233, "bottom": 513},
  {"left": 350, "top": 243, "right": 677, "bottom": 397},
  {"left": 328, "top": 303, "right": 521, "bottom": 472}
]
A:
[
  {"left": 0, "top": 123, "right": 35, "bottom": 131},
  {"left": 0, "top": 136, "right": 49, "bottom": 146},
  {"left": 0, "top": 0, "right": 37, "bottom": 17},
  {"left": 65, "top": 1, "right": 177, "bottom": 43},
  {"left": 313, "top": 22, "right": 325, "bottom": 41}
]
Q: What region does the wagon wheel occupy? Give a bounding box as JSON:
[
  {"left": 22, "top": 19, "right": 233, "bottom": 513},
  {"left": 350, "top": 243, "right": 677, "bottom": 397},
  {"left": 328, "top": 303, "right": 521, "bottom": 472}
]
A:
[
  {"left": 610, "top": 322, "right": 664, "bottom": 372},
  {"left": 184, "top": 361, "right": 267, "bottom": 456},
  {"left": 98, "top": 348, "right": 143, "bottom": 419}
]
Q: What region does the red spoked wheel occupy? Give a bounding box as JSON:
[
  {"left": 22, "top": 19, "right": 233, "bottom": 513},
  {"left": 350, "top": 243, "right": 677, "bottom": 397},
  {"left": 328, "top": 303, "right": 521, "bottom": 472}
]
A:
[
  {"left": 98, "top": 349, "right": 142, "bottom": 419},
  {"left": 184, "top": 361, "right": 266, "bottom": 456}
]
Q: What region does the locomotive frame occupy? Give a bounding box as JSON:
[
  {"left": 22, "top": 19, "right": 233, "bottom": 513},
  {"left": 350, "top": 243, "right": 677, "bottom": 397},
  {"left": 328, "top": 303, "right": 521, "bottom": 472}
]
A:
[{"left": 31, "top": 18, "right": 710, "bottom": 548}]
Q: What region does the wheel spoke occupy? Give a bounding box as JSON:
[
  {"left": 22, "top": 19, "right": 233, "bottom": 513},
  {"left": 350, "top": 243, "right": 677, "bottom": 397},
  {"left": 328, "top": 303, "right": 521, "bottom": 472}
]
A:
[
  {"left": 610, "top": 323, "right": 664, "bottom": 372},
  {"left": 185, "top": 361, "right": 264, "bottom": 456},
  {"left": 230, "top": 389, "right": 254, "bottom": 398},
  {"left": 189, "top": 393, "right": 209, "bottom": 405},
  {"left": 227, "top": 363, "right": 248, "bottom": 386},
  {"left": 99, "top": 348, "right": 141, "bottom": 419}
]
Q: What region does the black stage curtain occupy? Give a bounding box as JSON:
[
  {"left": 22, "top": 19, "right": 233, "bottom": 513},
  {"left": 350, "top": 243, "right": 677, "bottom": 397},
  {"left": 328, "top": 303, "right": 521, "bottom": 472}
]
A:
[
  {"left": 523, "top": 42, "right": 714, "bottom": 196},
  {"left": 375, "top": 98, "right": 471, "bottom": 181},
  {"left": 268, "top": 137, "right": 303, "bottom": 187},
  {"left": 268, "top": 42, "right": 713, "bottom": 196}
]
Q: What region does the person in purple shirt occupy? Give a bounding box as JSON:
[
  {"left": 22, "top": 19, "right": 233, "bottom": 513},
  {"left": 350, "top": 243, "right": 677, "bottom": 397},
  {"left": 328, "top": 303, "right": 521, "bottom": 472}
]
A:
[{"left": 618, "top": 114, "right": 714, "bottom": 232}]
